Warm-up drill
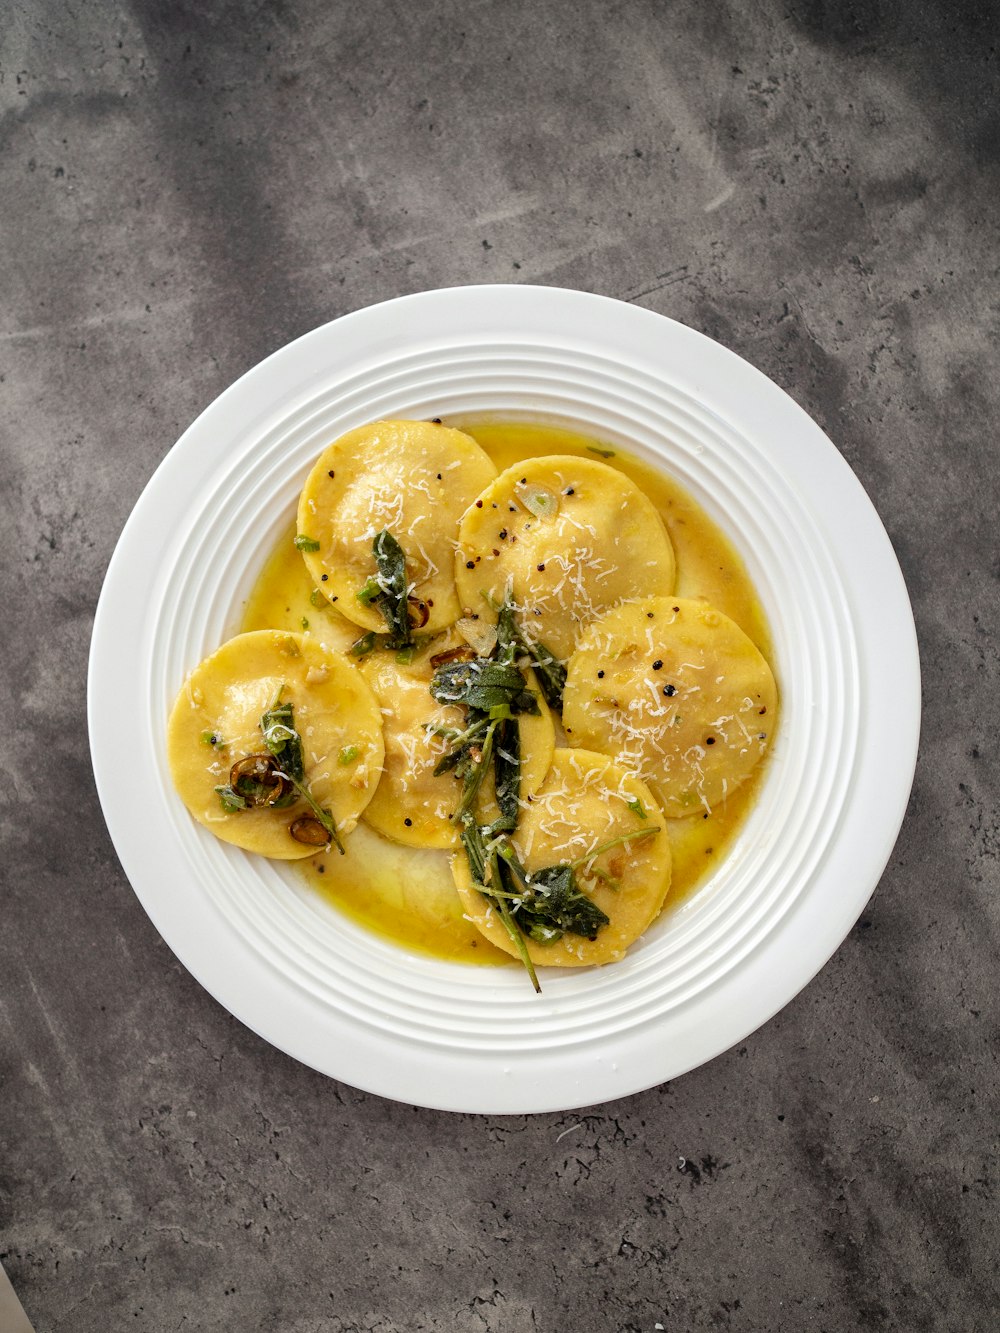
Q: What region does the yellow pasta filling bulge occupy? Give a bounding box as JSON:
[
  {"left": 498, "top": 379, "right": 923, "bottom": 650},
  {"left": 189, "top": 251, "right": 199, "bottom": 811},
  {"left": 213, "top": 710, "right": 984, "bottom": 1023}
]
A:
[
  {"left": 297, "top": 420, "right": 497, "bottom": 634},
  {"left": 454, "top": 455, "right": 676, "bottom": 662},
  {"left": 167, "top": 630, "right": 385, "bottom": 859},
  {"left": 563, "top": 597, "right": 777, "bottom": 818}
]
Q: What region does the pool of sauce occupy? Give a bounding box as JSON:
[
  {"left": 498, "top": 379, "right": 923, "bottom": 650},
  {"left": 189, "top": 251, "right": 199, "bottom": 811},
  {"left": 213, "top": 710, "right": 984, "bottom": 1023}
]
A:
[{"left": 241, "top": 419, "right": 778, "bottom": 969}]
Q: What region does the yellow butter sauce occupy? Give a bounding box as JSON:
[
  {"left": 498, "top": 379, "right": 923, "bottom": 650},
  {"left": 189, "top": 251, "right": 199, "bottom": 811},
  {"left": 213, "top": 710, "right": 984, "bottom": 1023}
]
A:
[{"left": 241, "top": 419, "right": 778, "bottom": 968}]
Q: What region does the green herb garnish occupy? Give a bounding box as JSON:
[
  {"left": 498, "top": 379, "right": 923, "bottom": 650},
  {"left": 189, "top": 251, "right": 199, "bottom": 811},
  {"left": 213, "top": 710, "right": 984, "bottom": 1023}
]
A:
[
  {"left": 215, "top": 785, "right": 248, "bottom": 812},
  {"left": 460, "top": 817, "right": 541, "bottom": 992},
  {"left": 426, "top": 588, "right": 649, "bottom": 991},
  {"left": 463, "top": 809, "right": 658, "bottom": 989},
  {"left": 457, "top": 816, "right": 660, "bottom": 992},
  {"left": 428, "top": 602, "right": 539, "bottom": 822},
  {"left": 516, "top": 637, "right": 566, "bottom": 711},
  {"left": 214, "top": 753, "right": 294, "bottom": 812},
  {"left": 491, "top": 715, "right": 521, "bottom": 830},
  {"left": 517, "top": 483, "right": 560, "bottom": 518},
  {"left": 338, "top": 745, "right": 359, "bottom": 765},
  {"left": 586, "top": 444, "right": 616, "bottom": 458},
  {"left": 260, "top": 696, "right": 345, "bottom": 853},
  {"left": 357, "top": 529, "right": 414, "bottom": 649},
  {"left": 214, "top": 695, "right": 345, "bottom": 854},
  {"left": 294, "top": 534, "right": 321, "bottom": 552},
  {"left": 496, "top": 849, "right": 611, "bottom": 944},
  {"left": 430, "top": 656, "right": 539, "bottom": 716},
  {"left": 350, "top": 631, "right": 377, "bottom": 658},
  {"left": 492, "top": 590, "right": 566, "bottom": 710},
  {"left": 260, "top": 699, "right": 304, "bottom": 781},
  {"left": 351, "top": 630, "right": 433, "bottom": 662},
  {"left": 568, "top": 825, "right": 661, "bottom": 872},
  {"left": 626, "top": 797, "right": 647, "bottom": 820}
]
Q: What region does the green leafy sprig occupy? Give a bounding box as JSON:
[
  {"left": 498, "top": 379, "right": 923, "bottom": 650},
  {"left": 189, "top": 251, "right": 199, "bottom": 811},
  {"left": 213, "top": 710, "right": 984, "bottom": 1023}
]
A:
[
  {"left": 357, "top": 529, "right": 415, "bottom": 649},
  {"left": 494, "top": 593, "right": 566, "bottom": 710},
  {"left": 260, "top": 699, "right": 304, "bottom": 780},
  {"left": 428, "top": 608, "right": 539, "bottom": 824},
  {"left": 457, "top": 817, "right": 658, "bottom": 993},
  {"left": 214, "top": 695, "right": 345, "bottom": 854},
  {"left": 430, "top": 591, "right": 656, "bottom": 990}
]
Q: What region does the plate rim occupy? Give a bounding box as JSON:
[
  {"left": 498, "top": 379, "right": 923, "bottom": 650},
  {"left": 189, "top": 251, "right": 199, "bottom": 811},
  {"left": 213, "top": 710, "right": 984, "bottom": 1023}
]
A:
[{"left": 88, "top": 283, "right": 921, "bottom": 1113}]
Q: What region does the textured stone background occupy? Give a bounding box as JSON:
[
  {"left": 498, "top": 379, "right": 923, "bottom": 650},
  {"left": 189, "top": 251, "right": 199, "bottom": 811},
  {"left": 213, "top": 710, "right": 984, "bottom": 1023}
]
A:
[{"left": 2, "top": 1, "right": 998, "bottom": 1329}]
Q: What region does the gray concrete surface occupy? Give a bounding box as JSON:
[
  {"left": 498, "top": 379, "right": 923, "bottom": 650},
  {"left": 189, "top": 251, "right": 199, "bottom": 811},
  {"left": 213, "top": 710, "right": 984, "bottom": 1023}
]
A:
[{"left": 2, "top": 1, "right": 998, "bottom": 1329}]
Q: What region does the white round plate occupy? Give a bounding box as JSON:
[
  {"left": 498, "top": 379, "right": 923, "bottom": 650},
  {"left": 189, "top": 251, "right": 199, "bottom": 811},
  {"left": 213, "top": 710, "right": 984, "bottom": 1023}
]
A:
[{"left": 88, "top": 285, "right": 920, "bottom": 1114}]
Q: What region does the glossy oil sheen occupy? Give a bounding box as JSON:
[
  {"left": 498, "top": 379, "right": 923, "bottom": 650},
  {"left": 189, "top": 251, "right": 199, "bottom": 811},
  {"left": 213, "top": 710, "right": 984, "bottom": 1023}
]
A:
[{"left": 241, "top": 419, "right": 777, "bottom": 968}]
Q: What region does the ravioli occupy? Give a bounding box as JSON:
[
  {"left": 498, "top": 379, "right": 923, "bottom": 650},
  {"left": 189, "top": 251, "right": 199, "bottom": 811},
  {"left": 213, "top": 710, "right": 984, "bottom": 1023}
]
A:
[
  {"left": 453, "top": 748, "right": 672, "bottom": 967},
  {"left": 167, "top": 629, "right": 384, "bottom": 858},
  {"left": 454, "top": 455, "right": 676, "bottom": 662},
  {"left": 296, "top": 419, "right": 498, "bottom": 634},
  {"left": 562, "top": 597, "right": 777, "bottom": 818},
  {"left": 359, "top": 637, "right": 556, "bottom": 849}
]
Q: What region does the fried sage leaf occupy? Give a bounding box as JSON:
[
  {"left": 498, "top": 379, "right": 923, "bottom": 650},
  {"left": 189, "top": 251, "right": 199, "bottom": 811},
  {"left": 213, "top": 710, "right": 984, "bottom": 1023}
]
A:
[
  {"left": 497, "top": 845, "right": 611, "bottom": 944},
  {"left": 260, "top": 700, "right": 304, "bottom": 781},
  {"left": 216, "top": 695, "right": 345, "bottom": 854},
  {"left": 517, "top": 638, "right": 566, "bottom": 712},
  {"left": 357, "top": 529, "right": 413, "bottom": 648},
  {"left": 429, "top": 656, "right": 539, "bottom": 716},
  {"left": 495, "top": 591, "right": 565, "bottom": 710},
  {"left": 429, "top": 589, "right": 593, "bottom": 991},
  {"left": 492, "top": 716, "right": 520, "bottom": 830},
  {"left": 512, "top": 863, "right": 611, "bottom": 943}
]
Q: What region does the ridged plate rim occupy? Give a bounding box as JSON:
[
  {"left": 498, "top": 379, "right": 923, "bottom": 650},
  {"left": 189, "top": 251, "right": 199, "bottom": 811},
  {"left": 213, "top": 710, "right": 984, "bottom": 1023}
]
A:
[{"left": 87, "top": 284, "right": 919, "bottom": 1112}]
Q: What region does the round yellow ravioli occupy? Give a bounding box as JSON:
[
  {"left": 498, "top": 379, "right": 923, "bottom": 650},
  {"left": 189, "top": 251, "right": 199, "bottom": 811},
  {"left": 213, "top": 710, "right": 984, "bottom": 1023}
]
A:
[
  {"left": 296, "top": 420, "right": 497, "bottom": 634},
  {"left": 167, "top": 630, "right": 384, "bottom": 858},
  {"left": 453, "top": 748, "right": 672, "bottom": 968},
  {"left": 563, "top": 597, "right": 777, "bottom": 818},
  {"left": 360, "top": 637, "right": 556, "bottom": 849},
  {"left": 454, "top": 455, "right": 676, "bottom": 662}
]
